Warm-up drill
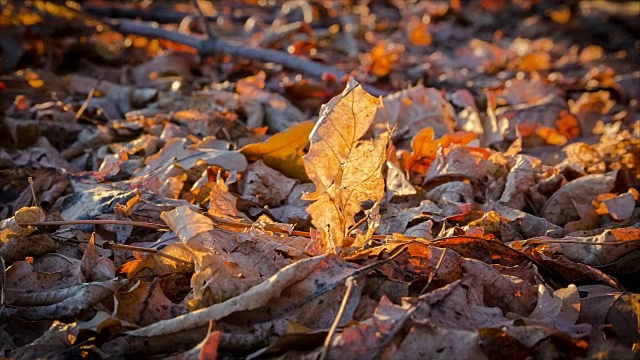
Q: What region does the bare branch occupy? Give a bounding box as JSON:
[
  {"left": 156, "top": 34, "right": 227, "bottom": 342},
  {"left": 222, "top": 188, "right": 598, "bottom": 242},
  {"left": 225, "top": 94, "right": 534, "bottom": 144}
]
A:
[{"left": 105, "top": 19, "right": 388, "bottom": 96}]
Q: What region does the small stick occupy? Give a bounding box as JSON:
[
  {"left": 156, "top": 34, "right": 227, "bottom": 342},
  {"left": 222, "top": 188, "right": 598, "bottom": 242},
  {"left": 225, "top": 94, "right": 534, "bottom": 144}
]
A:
[
  {"left": 523, "top": 238, "right": 640, "bottom": 246},
  {"left": 318, "top": 245, "right": 408, "bottom": 360},
  {"left": 0, "top": 256, "right": 5, "bottom": 306},
  {"left": 105, "top": 18, "right": 388, "bottom": 97},
  {"left": 103, "top": 243, "right": 192, "bottom": 265},
  {"left": 192, "top": 0, "right": 214, "bottom": 39},
  {"left": 321, "top": 276, "right": 356, "bottom": 360},
  {"left": 18, "top": 219, "right": 166, "bottom": 230},
  {"left": 27, "top": 177, "right": 40, "bottom": 208},
  {"left": 75, "top": 77, "right": 102, "bottom": 120},
  {"left": 419, "top": 248, "right": 447, "bottom": 295}
]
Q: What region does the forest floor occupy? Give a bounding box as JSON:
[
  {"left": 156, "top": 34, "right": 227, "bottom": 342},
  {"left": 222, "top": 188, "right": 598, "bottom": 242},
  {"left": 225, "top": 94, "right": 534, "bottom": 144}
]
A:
[{"left": 1, "top": 1, "right": 639, "bottom": 359}]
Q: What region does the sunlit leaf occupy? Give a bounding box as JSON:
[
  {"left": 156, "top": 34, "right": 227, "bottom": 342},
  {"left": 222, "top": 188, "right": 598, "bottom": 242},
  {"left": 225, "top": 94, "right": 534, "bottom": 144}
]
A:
[
  {"left": 240, "top": 120, "right": 315, "bottom": 182},
  {"left": 408, "top": 17, "right": 432, "bottom": 46},
  {"left": 409, "top": 129, "right": 477, "bottom": 175},
  {"left": 303, "top": 78, "right": 389, "bottom": 251},
  {"left": 367, "top": 41, "right": 405, "bottom": 77}
]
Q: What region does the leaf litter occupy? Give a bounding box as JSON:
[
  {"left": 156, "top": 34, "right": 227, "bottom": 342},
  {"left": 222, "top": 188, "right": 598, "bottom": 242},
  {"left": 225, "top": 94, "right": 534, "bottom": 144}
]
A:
[{"left": 0, "top": 1, "right": 639, "bottom": 359}]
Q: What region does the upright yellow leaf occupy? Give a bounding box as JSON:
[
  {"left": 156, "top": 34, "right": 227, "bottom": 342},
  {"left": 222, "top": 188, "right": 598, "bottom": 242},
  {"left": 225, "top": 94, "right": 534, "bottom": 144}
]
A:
[{"left": 303, "top": 78, "right": 389, "bottom": 251}]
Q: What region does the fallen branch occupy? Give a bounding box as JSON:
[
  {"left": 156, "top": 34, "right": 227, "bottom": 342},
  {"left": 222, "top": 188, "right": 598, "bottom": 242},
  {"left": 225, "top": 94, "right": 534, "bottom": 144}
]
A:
[
  {"left": 105, "top": 19, "right": 388, "bottom": 97},
  {"left": 84, "top": 4, "right": 256, "bottom": 25}
]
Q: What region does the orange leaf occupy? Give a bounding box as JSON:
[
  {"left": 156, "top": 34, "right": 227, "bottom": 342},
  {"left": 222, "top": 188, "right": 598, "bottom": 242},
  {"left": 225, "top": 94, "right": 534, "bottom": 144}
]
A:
[
  {"left": 536, "top": 126, "right": 568, "bottom": 146},
  {"left": 409, "top": 129, "right": 477, "bottom": 174},
  {"left": 199, "top": 330, "right": 221, "bottom": 360},
  {"left": 236, "top": 71, "right": 266, "bottom": 95},
  {"left": 609, "top": 228, "right": 640, "bottom": 241},
  {"left": 368, "top": 41, "right": 405, "bottom": 77},
  {"left": 408, "top": 17, "right": 432, "bottom": 46},
  {"left": 519, "top": 52, "right": 551, "bottom": 72},
  {"left": 549, "top": 6, "right": 571, "bottom": 24},
  {"left": 555, "top": 111, "right": 581, "bottom": 139}
]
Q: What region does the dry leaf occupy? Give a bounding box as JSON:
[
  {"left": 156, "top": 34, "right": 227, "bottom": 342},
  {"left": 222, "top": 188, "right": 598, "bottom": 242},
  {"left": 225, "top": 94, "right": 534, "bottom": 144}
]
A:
[
  {"left": 112, "top": 255, "right": 326, "bottom": 339},
  {"left": 239, "top": 160, "right": 297, "bottom": 207},
  {"left": 240, "top": 120, "right": 315, "bottom": 182},
  {"left": 11, "top": 278, "right": 127, "bottom": 320},
  {"left": 372, "top": 85, "right": 457, "bottom": 148},
  {"left": 0, "top": 206, "right": 46, "bottom": 243},
  {"left": 303, "top": 77, "right": 389, "bottom": 251},
  {"left": 523, "top": 284, "right": 592, "bottom": 337},
  {"left": 135, "top": 138, "right": 247, "bottom": 177},
  {"left": 542, "top": 171, "right": 617, "bottom": 226},
  {"left": 115, "top": 279, "right": 176, "bottom": 326}
]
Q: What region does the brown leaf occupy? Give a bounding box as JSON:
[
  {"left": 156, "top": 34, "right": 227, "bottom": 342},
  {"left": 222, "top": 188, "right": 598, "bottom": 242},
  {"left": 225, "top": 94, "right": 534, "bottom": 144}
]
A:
[
  {"left": 1, "top": 206, "right": 46, "bottom": 242},
  {"left": 372, "top": 85, "right": 457, "bottom": 148},
  {"left": 542, "top": 171, "right": 617, "bottom": 226},
  {"left": 522, "top": 284, "right": 591, "bottom": 337},
  {"left": 115, "top": 279, "right": 176, "bottom": 326},
  {"left": 81, "top": 234, "right": 115, "bottom": 282},
  {"left": 12, "top": 278, "right": 127, "bottom": 320},
  {"left": 239, "top": 160, "right": 297, "bottom": 207},
  {"left": 135, "top": 138, "right": 248, "bottom": 178},
  {"left": 120, "top": 254, "right": 326, "bottom": 338},
  {"left": 577, "top": 284, "right": 640, "bottom": 348}
]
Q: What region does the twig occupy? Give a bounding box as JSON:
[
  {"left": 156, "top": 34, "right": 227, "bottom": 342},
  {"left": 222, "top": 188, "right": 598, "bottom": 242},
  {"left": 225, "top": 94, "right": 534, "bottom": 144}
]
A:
[
  {"left": 27, "top": 177, "right": 40, "bottom": 208},
  {"left": 192, "top": 0, "right": 214, "bottom": 39},
  {"left": 321, "top": 276, "right": 356, "bottom": 360},
  {"left": 419, "top": 248, "right": 447, "bottom": 295},
  {"left": 18, "top": 219, "right": 166, "bottom": 230},
  {"left": 347, "top": 214, "right": 369, "bottom": 237},
  {"left": 75, "top": 77, "right": 102, "bottom": 120},
  {"left": 83, "top": 4, "right": 256, "bottom": 24},
  {"left": 103, "top": 243, "right": 192, "bottom": 265},
  {"left": 315, "top": 244, "right": 408, "bottom": 360},
  {"left": 523, "top": 238, "right": 640, "bottom": 246},
  {"left": 0, "top": 256, "right": 5, "bottom": 306}
]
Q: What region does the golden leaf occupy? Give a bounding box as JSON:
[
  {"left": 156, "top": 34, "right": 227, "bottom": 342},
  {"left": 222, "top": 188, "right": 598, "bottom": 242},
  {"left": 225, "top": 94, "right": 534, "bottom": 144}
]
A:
[{"left": 240, "top": 120, "right": 315, "bottom": 182}]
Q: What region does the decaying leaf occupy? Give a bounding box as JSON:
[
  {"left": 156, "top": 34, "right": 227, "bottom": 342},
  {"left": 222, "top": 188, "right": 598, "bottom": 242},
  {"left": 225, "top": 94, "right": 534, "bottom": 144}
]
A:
[
  {"left": 115, "top": 279, "right": 176, "bottom": 326},
  {"left": 522, "top": 284, "right": 591, "bottom": 337},
  {"left": 239, "top": 160, "right": 297, "bottom": 207},
  {"left": 135, "top": 137, "right": 248, "bottom": 177},
  {"left": 10, "top": 321, "right": 80, "bottom": 360},
  {"left": 372, "top": 85, "right": 457, "bottom": 147},
  {"left": 303, "top": 77, "right": 389, "bottom": 251},
  {"left": 10, "top": 278, "right": 127, "bottom": 320},
  {"left": 542, "top": 171, "right": 617, "bottom": 226},
  {"left": 112, "top": 255, "right": 327, "bottom": 339}
]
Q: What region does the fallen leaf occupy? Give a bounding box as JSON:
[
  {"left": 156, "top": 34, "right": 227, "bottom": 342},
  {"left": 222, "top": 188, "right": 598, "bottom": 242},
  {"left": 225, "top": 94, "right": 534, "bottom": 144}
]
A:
[
  {"left": 111, "top": 255, "right": 326, "bottom": 339},
  {"left": 241, "top": 120, "right": 315, "bottom": 182},
  {"left": 523, "top": 284, "right": 591, "bottom": 337},
  {"left": 542, "top": 171, "right": 617, "bottom": 226},
  {"left": 303, "top": 77, "right": 389, "bottom": 250}
]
